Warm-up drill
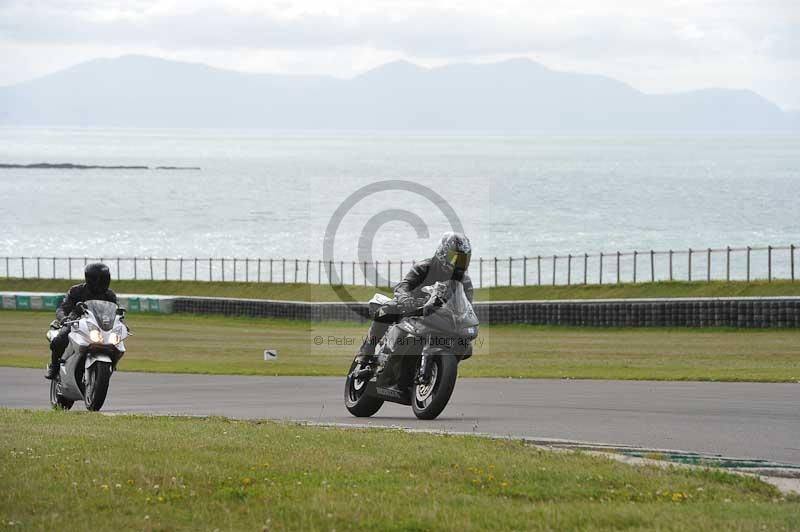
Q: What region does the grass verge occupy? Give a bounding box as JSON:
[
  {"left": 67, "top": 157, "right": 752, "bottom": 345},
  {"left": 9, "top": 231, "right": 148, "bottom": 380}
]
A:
[
  {"left": 2, "top": 310, "right": 799, "bottom": 381},
  {"left": 1, "top": 409, "right": 797, "bottom": 531},
  {"left": 2, "top": 278, "right": 800, "bottom": 302}
]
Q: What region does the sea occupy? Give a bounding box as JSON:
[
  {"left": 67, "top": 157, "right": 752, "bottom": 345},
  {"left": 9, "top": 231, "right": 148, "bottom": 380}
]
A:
[{"left": 1, "top": 127, "right": 798, "bottom": 284}]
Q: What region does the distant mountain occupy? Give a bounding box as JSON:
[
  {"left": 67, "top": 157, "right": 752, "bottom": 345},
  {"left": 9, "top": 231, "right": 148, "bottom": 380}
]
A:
[{"left": 0, "top": 55, "right": 795, "bottom": 133}]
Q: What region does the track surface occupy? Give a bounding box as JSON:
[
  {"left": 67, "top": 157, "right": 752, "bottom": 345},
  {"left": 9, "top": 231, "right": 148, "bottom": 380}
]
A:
[{"left": 1, "top": 368, "right": 798, "bottom": 464}]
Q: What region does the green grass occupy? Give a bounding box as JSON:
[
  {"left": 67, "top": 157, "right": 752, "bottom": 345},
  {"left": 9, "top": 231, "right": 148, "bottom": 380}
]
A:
[
  {"left": 2, "top": 277, "right": 800, "bottom": 302},
  {"left": 1, "top": 409, "right": 797, "bottom": 531},
  {"left": 3, "top": 310, "right": 799, "bottom": 382}
]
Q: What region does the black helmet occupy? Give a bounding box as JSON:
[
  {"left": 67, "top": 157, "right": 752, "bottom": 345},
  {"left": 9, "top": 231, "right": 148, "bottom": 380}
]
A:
[
  {"left": 434, "top": 232, "right": 472, "bottom": 275},
  {"left": 84, "top": 263, "right": 111, "bottom": 294}
]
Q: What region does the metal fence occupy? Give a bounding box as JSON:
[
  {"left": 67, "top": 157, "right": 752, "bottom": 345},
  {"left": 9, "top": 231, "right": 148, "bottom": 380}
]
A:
[{"left": 1, "top": 244, "right": 797, "bottom": 288}]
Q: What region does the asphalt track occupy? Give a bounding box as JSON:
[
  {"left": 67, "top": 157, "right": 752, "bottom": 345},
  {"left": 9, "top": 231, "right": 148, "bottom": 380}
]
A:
[{"left": 1, "top": 367, "right": 798, "bottom": 465}]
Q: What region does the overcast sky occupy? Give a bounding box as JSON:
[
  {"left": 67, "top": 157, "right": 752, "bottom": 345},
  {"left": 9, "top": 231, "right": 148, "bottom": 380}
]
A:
[{"left": 1, "top": 0, "right": 798, "bottom": 109}]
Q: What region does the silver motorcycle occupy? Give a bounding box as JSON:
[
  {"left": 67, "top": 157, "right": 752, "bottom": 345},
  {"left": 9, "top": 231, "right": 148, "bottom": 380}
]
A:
[{"left": 46, "top": 300, "right": 130, "bottom": 411}]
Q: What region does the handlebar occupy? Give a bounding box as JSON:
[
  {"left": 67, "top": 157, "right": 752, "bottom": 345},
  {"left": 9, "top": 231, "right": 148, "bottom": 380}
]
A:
[{"left": 398, "top": 294, "right": 444, "bottom": 318}]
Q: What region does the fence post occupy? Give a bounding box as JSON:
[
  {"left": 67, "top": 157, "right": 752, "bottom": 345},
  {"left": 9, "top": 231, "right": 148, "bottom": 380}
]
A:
[
  {"left": 374, "top": 261, "right": 379, "bottom": 287},
  {"left": 307, "top": 260, "right": 311, "bottom": 284},
  {"left": 283, "top": 258, "right": 286, "bottom": 283},
  {"left": 768, "top": 245, "right": 772, "bottom": 282},
  {"left": 792, "top": 244, "right": 796, "bottom": 282},
  {"left": 746, "top": 247, "right": 751, "bottom": 282},
  {"left": 567, "top": 254, "right": 572, "bottom": 285},
  {"left": 650, "top": 250, "right": 655, "bottom": 282},
  {"left": 352, "top": 261, "right": 355, "bottom": 285},
  {"left": 363, "top": 261, "right": 367, "bottom": 287},
  {"left": 599, "top": 252, "right": 604, "bottom": 285},
  {"left": 688, "top": 249, "right": 692, "bottom": 282},
  {"left": 297, "top": 259, "right": 300, "bottom": 284},
  {"left": 271, "top": 259, "right": 275, "bottom": 283},
  {"left": 162, "top": 257, "right": 167, "bottom": 280},
  {"left": 523, "top": 256, "right": 528, "bottom": 286},
  {"left": 7, "top": 256, "right": 11, "bottom": 279},
  {"left": 21, "top": 257, "right": 25, "bottom": 279},
  {"left": 583, "top": 253, "right": 588, "bottom": 285},
  {"left": 537, "top": 255, "right": 542, "bottom": 285},
  {"left": 257, "top": 258, "right": 261, "bottom": 283},
  {"left": 208, "top": 258, "right": 212, "bottom": 282},
  {"left": 233, "top": 258, "right": 237, "bottom": 282},
  {"left": 726, "top": 247, "right": 730, "bottom": 281},
  {"left": 668, "top": 250, "right": 673, "bottom": 281},
  {"left": 149, "top": 257, "right": 154, "bottom": 281},
  {"left": 633, "top": 251, "right": 637, "bottom": 283},
  {"left": 707, "top": 248, "right": 711, "bottom": 283},
  {"left": 324, "top": 260, "right": 330, "bottom": 284},
  {"left": 387, "top": 260, "right": 392, "bottom": 289},
  {"left": 479, "top": 258, "right": 483, "bottom": 288},
  {"left": 133, "top": 258, "right": 137, "bottom": 280},
  {"left": 36, "top": 256, "right": 40, "bottom": 279},
  {"left": 616, "top": 252, "right": 620, "bottom": 284},
  {"left": 222, "top": 258, "right": 225, "bottom": 282},
  {"left": 508, "top": 256, "right": 512, "bottom": 286},
  {"left": 116, "top": 257, "right": 120, "bottom": 279},
  {"left": 53, "top": 257, "right": 56, "bottom": 280},
  {"left": 552, "top": 255, "right": 557, "bottom": 286},
  {"left": 494, "top": 257, "right": 498, "bottom": 287},
  {"left": 178, "top": 257, "right": 183, "bottom": 281}
]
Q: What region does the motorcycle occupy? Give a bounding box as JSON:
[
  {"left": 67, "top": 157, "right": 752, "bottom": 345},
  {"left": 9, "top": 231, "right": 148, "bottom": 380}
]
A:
[
  {"left": 344, "top": 280, "right": 479, "bottom": 420},
  {"left": 46, "top": 300, "right": 130, "bottom": 411}
]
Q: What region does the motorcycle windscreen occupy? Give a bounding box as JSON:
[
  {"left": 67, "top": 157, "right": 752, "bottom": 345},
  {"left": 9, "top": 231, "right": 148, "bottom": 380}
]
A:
[
  {"left": 422, "top": 281, "right": 479, "bottom": 332},
  {"left": 445, "top": 282, "right": 479, "bottom": 328},
  {"left": 86, "top": 300, "right": 119, "bottom": 331}
]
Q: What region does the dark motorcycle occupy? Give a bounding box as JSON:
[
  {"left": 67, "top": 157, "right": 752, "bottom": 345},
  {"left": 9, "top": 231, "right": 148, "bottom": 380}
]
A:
[{"left": 344, "top": 280, "right": 479, "bottom": 420}]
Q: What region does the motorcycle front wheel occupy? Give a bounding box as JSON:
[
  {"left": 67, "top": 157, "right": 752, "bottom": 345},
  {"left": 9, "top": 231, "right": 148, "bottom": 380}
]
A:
[
  {"left": 344, "top": 361, "right": 383, "bottom": 417},
  {"left": 412, "top": 354, "right": 458, "bottom": 420},
  {"left": 84, "top": 361, "right": 111, "bottom": 411},
  {"left": 49, "top": 376, "right": 74, "bottom": 410}
]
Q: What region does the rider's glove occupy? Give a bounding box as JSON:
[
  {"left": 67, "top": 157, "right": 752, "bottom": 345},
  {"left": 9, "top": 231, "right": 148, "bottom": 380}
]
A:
[
  {"left": 396, "top": 293, "right": 415, "bottom": 309},
  {"left": 421, "top": 297, "right": 441, "bottom": 316}
]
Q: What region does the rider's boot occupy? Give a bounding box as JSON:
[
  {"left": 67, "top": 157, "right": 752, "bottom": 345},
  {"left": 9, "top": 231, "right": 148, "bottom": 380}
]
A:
[
  {"left": 45, "top": 347, "right": 60, "bottom": 380},
  {"left": 354, "top": 341, "right": 376, "bottom": 365},
  {"left": 45, "top": 362, "right": 59, "bottom": 380}
]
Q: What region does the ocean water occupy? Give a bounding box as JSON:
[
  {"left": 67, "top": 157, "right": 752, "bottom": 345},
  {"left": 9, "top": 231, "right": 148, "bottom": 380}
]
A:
[{"left": 1, "top": 127, "right": 798, "bottom": 284}]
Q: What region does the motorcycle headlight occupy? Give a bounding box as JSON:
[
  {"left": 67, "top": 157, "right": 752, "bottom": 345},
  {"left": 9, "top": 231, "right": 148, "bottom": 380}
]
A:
[
  {"left": 108, "top": 332, "right": 121, "bottom": 345},
  {"left": 89, "top": 329, "right": 102, "bottom": 343}
]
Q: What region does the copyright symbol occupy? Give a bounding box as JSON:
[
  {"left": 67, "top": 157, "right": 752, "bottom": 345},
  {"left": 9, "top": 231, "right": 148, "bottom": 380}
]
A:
[
  {"left": 313, "top": 336, "right": 324, "bottom": 345},
  {"left": 323, "top": 180, "right": 464, "bottom": 308}
]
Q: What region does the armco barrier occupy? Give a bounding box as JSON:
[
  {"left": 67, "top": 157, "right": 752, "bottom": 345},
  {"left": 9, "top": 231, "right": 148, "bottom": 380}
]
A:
[
  {"left": 0, "top": 292, "right": 175, "bottom": 314},
  {"left": 3, "top": 292, "right": 799, "bottom": 328},
  {"left": 173, "top": 296, "right": 800, "bottom": 328}
]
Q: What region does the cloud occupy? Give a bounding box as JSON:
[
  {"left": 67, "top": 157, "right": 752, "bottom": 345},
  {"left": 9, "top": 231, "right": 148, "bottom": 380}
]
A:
[{"left": 1, "top": 0, "right": 797, "bottom": 60}]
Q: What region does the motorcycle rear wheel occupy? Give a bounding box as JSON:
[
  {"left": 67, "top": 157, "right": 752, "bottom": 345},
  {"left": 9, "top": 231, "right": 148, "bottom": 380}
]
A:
[
  {"left": 344, "top": 361, "right": 383, "bottom": 417},
  {"left": 84, "top": 361, "right": 111, "bottom": 412},
  {"left": 49, "top": 377, "right": 74, "bottom": 410},
  {"left": 412, "top": 354, "right": 458, "bottom": 420}
]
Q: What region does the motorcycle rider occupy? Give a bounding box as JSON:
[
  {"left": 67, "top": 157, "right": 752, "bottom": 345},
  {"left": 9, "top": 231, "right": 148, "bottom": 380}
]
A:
[
  {"left": 355, "top": 231, "right": 474, "bottom": 364},
  {"left": 45, "top": 263, "right": 118, "bottom": 379}
]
